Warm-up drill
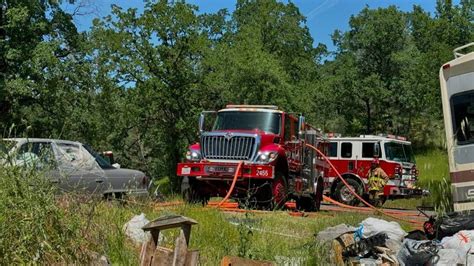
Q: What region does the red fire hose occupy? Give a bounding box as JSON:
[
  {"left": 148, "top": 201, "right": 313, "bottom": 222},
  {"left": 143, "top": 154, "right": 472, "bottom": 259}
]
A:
[{"left": 214, "top": 144, "right": 424, "bottom": 225}]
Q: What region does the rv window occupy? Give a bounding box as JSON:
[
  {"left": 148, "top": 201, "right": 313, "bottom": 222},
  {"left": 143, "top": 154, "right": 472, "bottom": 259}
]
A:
[
  {"left": 451, "top": 91, "right": 474, "bottom": 145},
  {"left": 341, "top": 143, "right": 352, "bottom": 158},
  {"left": 329, "top": 142, "right": 338, "bottom": 157},
  {"left": 362, "top": 143, "right": 375, "bottom": 158}
]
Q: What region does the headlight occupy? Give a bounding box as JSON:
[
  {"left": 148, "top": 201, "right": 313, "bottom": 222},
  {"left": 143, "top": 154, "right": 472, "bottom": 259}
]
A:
[
  {"left": 185, "top": 149, "right": 201, "bottom": 161},
  {"left": 255, "top": 151, "right": 278, "bottom": 163}
]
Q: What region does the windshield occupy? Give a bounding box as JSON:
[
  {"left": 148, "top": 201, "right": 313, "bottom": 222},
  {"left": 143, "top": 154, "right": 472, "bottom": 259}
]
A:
[
  {"left": 451, "top": 91, "right": 474, "bottom": 145},
  {"left": 83, "top": 145, "right": 115, "bottom": 169},
  {"left": 384, "top": 142, "right": 415, "bottom": 163},
  {"left": 213, "top": 111, "right": 282, "bottom": 134}
]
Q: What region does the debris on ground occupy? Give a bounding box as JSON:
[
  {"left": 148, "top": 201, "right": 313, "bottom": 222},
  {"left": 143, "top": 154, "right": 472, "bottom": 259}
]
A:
[
  {"left": 319, "top": 216, "right": 474, "bottom": 265},
  {"left": 429, "top": 212, "right": 474, "bottom": 240},
  {"left": 397, "top": 239, "right": 440, "bottom": 265},
  {"left": 316, "top": 224, "right": 357, "bottom": 243},
  {"left": 123, "top": 213, "right": 151, "bottom": 245}
]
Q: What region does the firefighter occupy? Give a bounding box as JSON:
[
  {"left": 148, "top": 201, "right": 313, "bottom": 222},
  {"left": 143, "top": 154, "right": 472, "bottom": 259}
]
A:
[{"left": 366, "top": 158, "right": 388, "bottom": 205}]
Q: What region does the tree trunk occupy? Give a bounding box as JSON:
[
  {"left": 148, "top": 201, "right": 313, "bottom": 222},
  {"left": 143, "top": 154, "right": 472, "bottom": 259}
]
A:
[{"left": 167, "top": 125, "right": 182, "bottom": 192}]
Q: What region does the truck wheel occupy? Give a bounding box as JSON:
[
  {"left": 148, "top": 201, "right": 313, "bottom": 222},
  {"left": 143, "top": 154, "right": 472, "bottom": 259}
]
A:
[
  {"left": 334, "top": 178, "right": 362, "bottom": 206},
  {"left": 181, "top": 177, "right": 207, "bottom": 205},
  {"left": 296, "top": 178, "right": 324, "bottom": 212},
  {"left": 271, "top": 172, "right": 288, "bottom": 210}
]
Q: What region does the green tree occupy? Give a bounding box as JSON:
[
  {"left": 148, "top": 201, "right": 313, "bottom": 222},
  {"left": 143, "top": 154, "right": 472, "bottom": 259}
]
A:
[
  {"left": 90, "top": 0, "right": 212, "bottom": 186},
  {"left": 0, "top": 0, "right": 85, "bottom": 136}
]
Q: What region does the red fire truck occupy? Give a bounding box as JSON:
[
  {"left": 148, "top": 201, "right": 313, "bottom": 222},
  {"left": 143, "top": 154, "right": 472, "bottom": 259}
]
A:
[
  {"left": 177, "top": 105, "right": 329, "bottom": 211},
  {"left": 325, "top": 134, "right": 423, "bottom": 206}
]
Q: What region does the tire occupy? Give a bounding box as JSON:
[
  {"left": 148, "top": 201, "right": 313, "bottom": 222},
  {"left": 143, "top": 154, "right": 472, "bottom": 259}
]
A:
[
  {"left": 271, "top": 172, "right": 288, "bottom": 210},
  {"left": 181, "top": 177, "right": 208, "bottom": 205},
  {"left": 296, "top": 178, "right": 324, "bottom": 212},
  {"left": 334, "top": 178, "right": 363, "bottom": 206}
]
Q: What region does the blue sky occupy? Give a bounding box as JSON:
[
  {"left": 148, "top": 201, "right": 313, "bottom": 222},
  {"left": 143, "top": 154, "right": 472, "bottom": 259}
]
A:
[{"left": 65, "top": 0, "right": 445, "bottom": 51}]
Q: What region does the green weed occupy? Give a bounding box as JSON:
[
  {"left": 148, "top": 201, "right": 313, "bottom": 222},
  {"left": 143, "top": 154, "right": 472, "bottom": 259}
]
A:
[{"left": 0, "top": 165, "right": 87, "bottom": 263}]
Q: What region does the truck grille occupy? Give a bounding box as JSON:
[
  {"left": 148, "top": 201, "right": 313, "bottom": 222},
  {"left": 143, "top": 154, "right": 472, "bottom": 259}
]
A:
[{"left": 201, "top": 134, "right": 257, "bottom": 160}]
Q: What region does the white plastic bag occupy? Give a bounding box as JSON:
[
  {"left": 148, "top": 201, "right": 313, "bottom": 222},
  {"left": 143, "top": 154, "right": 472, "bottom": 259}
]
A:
[
  {"left": 430, "top": 249, "right": 465, "bottom": 265},
  {"left": 361, "top": 217, "right": 406, "bottom": 242},
  {"left": 123, "top": 213, "right": 151, "bottom": 245},
  {"left": 440, "top": 230, "right": 474, "bottom": 261}
]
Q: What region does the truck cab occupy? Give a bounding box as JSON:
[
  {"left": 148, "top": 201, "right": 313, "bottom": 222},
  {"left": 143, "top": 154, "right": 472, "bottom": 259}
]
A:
[
  {"left": 440, "top": 43, "right": 474, "bottom": 212},
  {"left": 325, "top": 134, "right": 421, "bottom": 206},
  {"left": 177, "top": 105, "right": 328, "bottom": 211}
]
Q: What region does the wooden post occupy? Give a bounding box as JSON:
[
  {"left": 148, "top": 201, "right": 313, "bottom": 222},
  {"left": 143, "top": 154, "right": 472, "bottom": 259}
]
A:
[
  {"left": 139, "top": 215, "right": 199, "bottom": 266},
  {"left": 181, "top": 224, "right": 192, "bottom": 246}
]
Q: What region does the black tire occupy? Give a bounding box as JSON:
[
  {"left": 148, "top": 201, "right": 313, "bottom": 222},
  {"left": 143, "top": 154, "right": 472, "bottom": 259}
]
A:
[
  {"left": 271, "top": 172, "right": 288, "bottom": 210},
  {"left": 181, "top": 177, "right": 208, "bottom": 205},
  {"left": 296, "top": 196, "right": 314, "bottom": 212},
  {"left": 296, "top": 178, "right": 324, "bottom": 212},
  {"left": 256, "top": 172, "right": 288, "bottom": 210},
  {"left": 334, "top": 178, "right": 363, "bottom": 206}
]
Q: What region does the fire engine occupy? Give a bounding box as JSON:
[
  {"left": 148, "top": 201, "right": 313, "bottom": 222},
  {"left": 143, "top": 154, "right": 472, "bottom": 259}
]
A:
[
  {"left": 177, "top": 105, "right": 329, "bottom": 211},
  {"left": 440, "top": 43, "right": 474, "bottom": 212},
  {"left": 324, "top": 134, "right": 422, "bottom": 206}
]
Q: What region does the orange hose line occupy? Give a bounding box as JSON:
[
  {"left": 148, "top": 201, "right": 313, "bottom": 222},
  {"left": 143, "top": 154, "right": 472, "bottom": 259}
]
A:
[
  {"left": 322, "top": 196, "right": 425, "bottom": 219},
  {"left": 161, "top": 147, "right": 425, "bottom": 226},
  {"left": 216, "top": 161, "right": 244, "bottom": 208},
  {"left": 306, "top": 143, "right": 424, "bottom": 225}
]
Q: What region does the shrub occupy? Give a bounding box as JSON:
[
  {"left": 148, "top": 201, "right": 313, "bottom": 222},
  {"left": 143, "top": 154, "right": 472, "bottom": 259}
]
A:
[{"left": 0, "top": 165, "right": 87, "bottom": 263}]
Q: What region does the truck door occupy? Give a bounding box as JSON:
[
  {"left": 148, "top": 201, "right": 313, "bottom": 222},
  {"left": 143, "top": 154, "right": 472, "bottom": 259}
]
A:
[
  {"left": 284, "top": 114, "right": 303, "bottom": 174},
  {"left": 341, "top": 142, "right": 354, "bottom": 172}
]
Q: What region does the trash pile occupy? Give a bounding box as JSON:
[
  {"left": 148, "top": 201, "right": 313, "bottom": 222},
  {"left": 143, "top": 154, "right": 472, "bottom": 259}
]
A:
[{"left": 317, "top": 212, "right": 474, "bottom": 266}]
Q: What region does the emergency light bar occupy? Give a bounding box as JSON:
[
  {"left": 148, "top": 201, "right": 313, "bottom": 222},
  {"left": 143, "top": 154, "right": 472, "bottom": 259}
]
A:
[
  {"left": 226, "top": 105, "right": 279, "bottom": 110},
  {"left": 378, "top": 133, "right": 407, "bottom": 141}
]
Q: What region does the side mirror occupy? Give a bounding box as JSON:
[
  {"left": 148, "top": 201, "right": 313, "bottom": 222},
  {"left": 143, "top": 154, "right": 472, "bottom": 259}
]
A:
[
  {"left": 102, "top": 151, "right": 115, "bottom": 164},
  {"left": 298, "top": 115, "right": 305, "bottom": 138},
  {"left": 198, "top": 113, "right": 205, "bottom": 134},
  {"left": 374, "top": 142, "right": 380, "bottom": 158}
]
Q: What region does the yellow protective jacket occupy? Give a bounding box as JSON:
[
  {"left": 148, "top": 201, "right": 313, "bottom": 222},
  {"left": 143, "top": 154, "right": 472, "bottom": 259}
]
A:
[{"left": 367, "top": 167, "right": 388, "bottom": 191}]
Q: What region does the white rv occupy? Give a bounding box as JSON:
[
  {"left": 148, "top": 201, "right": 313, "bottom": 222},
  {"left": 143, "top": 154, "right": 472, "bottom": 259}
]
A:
[{"left": 440, "top": 43, "right": 474, "bottom": 212}]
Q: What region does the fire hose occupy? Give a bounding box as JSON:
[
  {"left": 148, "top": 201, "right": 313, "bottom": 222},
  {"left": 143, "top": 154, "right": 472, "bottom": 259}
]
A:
[
  {"left": 216, "top": 161, "right": 244, "bottom": 208},
  {"left": 215, "top": 144, "right": 424, "bottom": 225}
]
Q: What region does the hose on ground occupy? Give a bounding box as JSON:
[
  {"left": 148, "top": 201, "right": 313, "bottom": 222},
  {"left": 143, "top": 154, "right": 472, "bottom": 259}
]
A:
[{"left": 211, "top": 144, "right": 424, "bottom": 225}]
